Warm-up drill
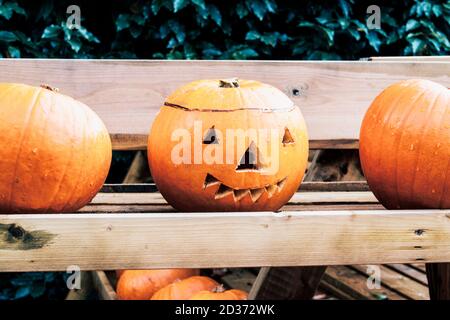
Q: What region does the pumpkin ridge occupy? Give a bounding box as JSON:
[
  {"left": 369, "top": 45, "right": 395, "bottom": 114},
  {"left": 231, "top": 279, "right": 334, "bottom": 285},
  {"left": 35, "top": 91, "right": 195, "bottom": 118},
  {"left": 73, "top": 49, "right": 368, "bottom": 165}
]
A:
[
  {"left": 61, "top": 101, "right": 89, "bottom": 212},
  {"left": 393, "top": 88, "right": 430, "bottom": 208},
  {"left": 407, "top": 89, "right": 441, "bottom": 207},
  {"left": 433, "top": 91, "right": 449, "bottom": 208},
  {"left": 45, "top": 95, "right": 76, "bottom": 212},
  {"left": 372, "top": 83, "right": 417, "bottom": 207},
  {"left": 8, "top": 88, "right": 42, "bottom": 211}
]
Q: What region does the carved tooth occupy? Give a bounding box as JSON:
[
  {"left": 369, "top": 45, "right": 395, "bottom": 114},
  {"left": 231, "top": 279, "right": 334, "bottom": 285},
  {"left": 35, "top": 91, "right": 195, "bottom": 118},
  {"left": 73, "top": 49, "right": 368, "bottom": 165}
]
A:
[
  {"left": 265, "top": 184, "right": 278, "bottom": 198},
  {"left": 233, "top": 189, "right": 249, "bottom": 202},
  {"left": 214, "top": 184, "right": 233, "bottom": 200},
  {"left": 277, "top": 177, "right": 287, "bottom": 191},
  {"left": 250, "top": 188, "right": 265, "bottom": 203},
  {"left": 204, "top": 173, "right": 220, "bottom": 189}
]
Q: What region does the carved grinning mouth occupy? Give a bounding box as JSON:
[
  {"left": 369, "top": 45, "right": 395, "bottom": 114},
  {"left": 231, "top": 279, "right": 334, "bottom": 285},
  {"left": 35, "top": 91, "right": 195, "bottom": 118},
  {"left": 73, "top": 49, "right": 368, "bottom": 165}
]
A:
[{"left": 203, "top": 173, "right": 287, "bottom": 203}]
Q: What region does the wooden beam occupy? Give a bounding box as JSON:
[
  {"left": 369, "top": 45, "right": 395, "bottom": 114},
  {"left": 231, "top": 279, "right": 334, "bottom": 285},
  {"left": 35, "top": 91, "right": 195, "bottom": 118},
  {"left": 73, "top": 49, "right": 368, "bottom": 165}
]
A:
[
  {"left": 92, "top": 271, "right": 118, "bottom": 300},
  {"left": 99, "top": 181, "right": 371, "bottom": 193},
  {"left": 368, "top": 56, "right": 450, "bottom": 62},
  {"left": 251, "top": 266, "right": 327, "bottom": 300},
  {"left": 89, "top": 191, "right": 378, "bottom": 205},
  {"left": 426, "top": 263, "right": 450, "bottom": 300},
  {"left": 0, "top": 209, "right": 449, "bottom": 272},
  {"left": 0, "top": 60, "right": 448, "bottom": 149}
]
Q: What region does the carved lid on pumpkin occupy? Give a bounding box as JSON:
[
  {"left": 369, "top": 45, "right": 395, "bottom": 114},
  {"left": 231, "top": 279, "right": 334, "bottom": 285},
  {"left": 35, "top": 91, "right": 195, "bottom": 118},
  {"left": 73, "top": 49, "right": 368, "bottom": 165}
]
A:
[{"left": 164, "top": 79, "right": 294, "bottom": 112}]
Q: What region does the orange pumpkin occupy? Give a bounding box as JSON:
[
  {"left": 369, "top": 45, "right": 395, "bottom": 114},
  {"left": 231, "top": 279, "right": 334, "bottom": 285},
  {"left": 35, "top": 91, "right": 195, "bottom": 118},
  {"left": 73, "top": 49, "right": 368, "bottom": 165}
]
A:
[
  {"left": 190, "top": 285, "right": 248, "bottom": 300},
  {"left": 0, "top": 83, "right": 111, "bottom": 213},
  {"left": 151, "top": 276, "right": 219, "bottom": 300},
  {"left": 116, "top": 270, "right": 125, "bottom": 279},
  {"left": 116, "top": 269, "right": 199, "bottom": 300},
  {"left": 360, "top": 79, "right": 449, "bottom": 209},
  {"left": 148, "top": 78, "right": 309, "bottom": 211}
]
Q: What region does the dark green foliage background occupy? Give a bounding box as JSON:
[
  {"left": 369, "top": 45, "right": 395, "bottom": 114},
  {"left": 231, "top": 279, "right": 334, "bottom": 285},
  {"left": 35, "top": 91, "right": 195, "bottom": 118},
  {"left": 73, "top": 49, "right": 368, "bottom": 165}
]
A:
[
  {"left": 0, "top": 0, "right": 449, "bottom": 300},
  {"left": 0, "top": 0, "right": 449, "bottom": 60}
]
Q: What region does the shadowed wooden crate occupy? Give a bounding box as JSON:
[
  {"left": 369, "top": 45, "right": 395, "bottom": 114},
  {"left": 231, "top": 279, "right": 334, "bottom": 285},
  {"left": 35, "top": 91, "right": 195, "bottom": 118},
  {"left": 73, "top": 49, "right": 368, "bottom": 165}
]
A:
[{"left": 0, "top": 58, "right": 449, "bottom": 299}]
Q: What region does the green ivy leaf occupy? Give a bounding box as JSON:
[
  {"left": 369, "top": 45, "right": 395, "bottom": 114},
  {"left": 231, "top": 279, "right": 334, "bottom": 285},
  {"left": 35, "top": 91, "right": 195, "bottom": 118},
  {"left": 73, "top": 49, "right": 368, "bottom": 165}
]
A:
[
  {"left": 248, "top": 0, "right": 266, "bottom": 20},
  {"left": 432, "top": 4, "right": 443, "bottom": 17},
  {"left": 168, "top": 20, "right": 185, "bottom": 42},
  {"left": 406, "top": 19, "right": 420, "bottom": 32},
  {"left": 67, "top": 38, "right": 82, "bottom": 52},
  {"left": 245, "top": 30, "right": 260, "bottom": 41},
  {"left": 35, "top": 1, "right": 53, "bottom": 21},
  {"left": 348, "top": 28, "right": 361, "bottom": 41},
  {"left": 41, "top": 25, "right": 60, "bottom": 39},
  {"left": 14, "top": 287, "right": 31, "bottom": 299},
  {"left": 116, "top": 14, "right": 131, "bottom": 32},
  {"left": 236, "top": 3, "right": 249, "bottom": 18},
  {"left": 0, "top": 1, "right": 26, "bottom": 20},
  {"left": 202, "top": 48, "right": 222, "bottom": 58},
  {"left": 173, "top": 0, "right": 188, "bottom": 13},
  {"left": 410, "top": 38, "right": 425, "bottom": 54},
  {"left": 338, "top": 0, "right": 351, "bottom": 18},
  {"left": 77, "top": 26, "right": 100, "bottom": 43},
  {"left": 151, "top": 0, "right": 166, "bottom": 15},
  {"left": 263, "top": 0, "right": 277, "bottom": 13},
  {"left": 192, "top": 0, "right": 206, "bottom": 10},
  {"left": 7, "top": 46, "right": 20, "bottom": 58},
  {"left": 367, "top": 30, "right": 381, "bottom": 52},
  {"left": 208, "top": 4, "right": 222, "bottom": 26},
  {"left": 0, "top": 30, "right": 17, "bottom": 42},
  {"left": 261, "top": 32, "right": 278, "bottom": 47}
]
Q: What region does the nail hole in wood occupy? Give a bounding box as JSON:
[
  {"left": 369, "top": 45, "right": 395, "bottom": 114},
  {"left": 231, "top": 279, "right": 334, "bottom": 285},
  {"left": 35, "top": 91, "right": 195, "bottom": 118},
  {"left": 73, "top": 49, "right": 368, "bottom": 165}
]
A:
[
  {"left": 8, "top": 224, "right": 25, "bottom": 239},
  {"left": 414, "top": 229, "right": 425, "bottom": 236}
]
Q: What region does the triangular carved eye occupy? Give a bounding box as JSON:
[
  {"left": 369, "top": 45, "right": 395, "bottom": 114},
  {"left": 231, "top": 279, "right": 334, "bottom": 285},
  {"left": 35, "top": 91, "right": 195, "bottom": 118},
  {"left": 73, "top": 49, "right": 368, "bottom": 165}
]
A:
[
  {"left": 282, "top": 128, "right": 295, "bottom": 145},
  {"left": 236, "top": 141, "right": 264, "bottom": 171},
  {"left": 203, "top": 126, "right": 219, "bottom": 144}
]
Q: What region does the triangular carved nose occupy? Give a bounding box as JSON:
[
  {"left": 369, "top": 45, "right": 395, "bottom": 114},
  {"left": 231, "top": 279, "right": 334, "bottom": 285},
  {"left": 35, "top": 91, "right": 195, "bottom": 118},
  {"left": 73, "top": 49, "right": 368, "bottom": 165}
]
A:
[
  {"left": 203, "top": 126, "right": 219, "bottom": 144},
  {"left": 282, "top": 127, "right": 295, "bottom": 145},
  {"left": 236, "top": 141, "right": 264, "bottom": 171}
]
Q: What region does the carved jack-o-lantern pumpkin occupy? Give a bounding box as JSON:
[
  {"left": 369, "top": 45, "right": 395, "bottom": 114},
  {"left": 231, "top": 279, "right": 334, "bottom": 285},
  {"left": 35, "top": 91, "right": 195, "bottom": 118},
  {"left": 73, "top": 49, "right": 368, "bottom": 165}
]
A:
[{"left": 148, "top": 79, "right": 309, "bottom": 211}]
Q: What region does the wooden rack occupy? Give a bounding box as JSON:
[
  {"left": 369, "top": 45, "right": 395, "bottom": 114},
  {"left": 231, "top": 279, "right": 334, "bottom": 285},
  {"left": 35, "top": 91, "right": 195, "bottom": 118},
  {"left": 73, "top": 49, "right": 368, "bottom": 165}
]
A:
[{"left": 0, "top": 58, "right": 449, "bottom": 299}]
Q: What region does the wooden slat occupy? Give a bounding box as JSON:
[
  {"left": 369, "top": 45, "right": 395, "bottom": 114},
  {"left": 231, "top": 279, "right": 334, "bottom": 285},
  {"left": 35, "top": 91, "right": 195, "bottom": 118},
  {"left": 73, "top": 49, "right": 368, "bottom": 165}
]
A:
[
  {"left": 426, "top": 263, "right": 450, "bottom": 300},
  {"left": 0, "top": 59, "right": 448, "bottom": 149},
  {"left": 0, "top": 209, "right": 449, "bottom": 272},
  {"left": 386, "top": 264, "right": 428, "bottom": 286},
  {"left": 122, "top": 151, "right": 149, "bottom": 184},
  {"left": 252, "top": 266, "right": 327, "bottom": 300},
  {"left": 409, "top": 263, "right": 427, "bottom": 272},
  {"left": 221, "top": 269, "right": 256, "bottom": 293},
  {"left": 368, "top": 56, "right": 450, "bottom": 62},
  {"left": 351, "top": 265, "right": 429, "bottom": 300},
  {"left": 91, "top": 271, "right": 118, "bottom": 300},
  {"left": 90, "top": 191, "right": 377, "bottom": 205},
  {"left": 322, "top": 266, "right": 405, "bottom": 300},
  {"left": 99, "top": 181, "right": 370, "bottom": 193}
]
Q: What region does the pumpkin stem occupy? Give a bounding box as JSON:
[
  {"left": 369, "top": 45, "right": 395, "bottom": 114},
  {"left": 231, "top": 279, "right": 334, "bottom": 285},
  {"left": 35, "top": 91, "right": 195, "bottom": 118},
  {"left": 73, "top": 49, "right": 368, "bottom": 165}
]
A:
[
  {"left": 40, "top": 84, "right": 60, "bottom": 93},
  {"left": 212, "top": 285, "right": 226, "bottom": 293},
  {"left": 219, "top": 78, "right": 239, "bottom": 88}
]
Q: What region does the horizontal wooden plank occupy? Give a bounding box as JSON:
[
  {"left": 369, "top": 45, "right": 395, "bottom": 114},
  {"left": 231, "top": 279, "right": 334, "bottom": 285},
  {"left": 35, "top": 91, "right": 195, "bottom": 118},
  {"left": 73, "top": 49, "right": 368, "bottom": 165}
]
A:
[
  {"left": 100, "top": 181, "right": 370, "bottom": 193},
  {"left": 90, "top": 191, "right": 377, "bottom": 205},
  {"left": 0, "top": 59, "right": 448, "bottom": 149},
  {"left": 0, "top": 209, "right": 449, "bottom": 272},
  {"left": 368, "top": 56, "right": 450, "bottom": 62}
]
